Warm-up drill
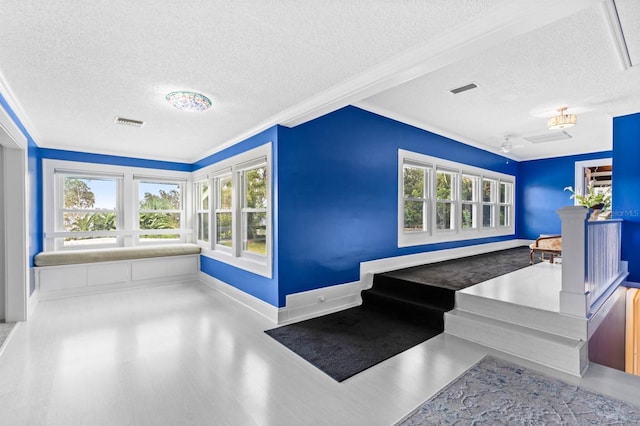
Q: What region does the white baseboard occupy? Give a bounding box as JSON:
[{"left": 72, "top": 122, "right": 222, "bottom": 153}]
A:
[
  {"left": 27, "top": 287, "right": 39, "bottom": 319},
  {"left": 359, "top": 239, "right": 531, "bottom": 290},
  {"left": 198, "top": 272, "right": 362, "bottom": 325},
  {"left": 198, "top": 272, "right": 279, "bottom": 323},
  {"left": 278, "top": 281, "right": 362, "bottom": 325}
]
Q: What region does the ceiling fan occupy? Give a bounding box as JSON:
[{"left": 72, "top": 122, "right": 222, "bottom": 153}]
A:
[{"left": 500, "top": 136, "right": 523, "bottom": 153}]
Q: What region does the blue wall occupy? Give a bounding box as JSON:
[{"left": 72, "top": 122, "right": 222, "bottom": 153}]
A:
[
  {"left": 40, "top": 148, "right": 192, "bottom": 172},
  {"left": 276, "top": 106, "right": 517, "bottom": 306},
  {"left": 517, "top": 151, "right": 612, "bottom": 240},
  {"left": 195, "top": 127, "right": 280, "bottom": 307},
  {"left": 613, "top": 112, "right": 640, "bottom": 282}
]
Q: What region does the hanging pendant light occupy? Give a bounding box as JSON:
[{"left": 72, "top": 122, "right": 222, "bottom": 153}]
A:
[{"left": 548, "top": 107, "right": 577, "bottom": 130}]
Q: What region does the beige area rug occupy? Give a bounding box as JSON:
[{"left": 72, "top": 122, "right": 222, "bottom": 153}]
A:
[{"left": 398, "top": 356, "right": 640, "bottom": 425}]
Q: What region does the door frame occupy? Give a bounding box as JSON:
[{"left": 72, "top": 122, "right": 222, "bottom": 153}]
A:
[{"left": 0, "top": 106, "right": 29, "bottom": 322}]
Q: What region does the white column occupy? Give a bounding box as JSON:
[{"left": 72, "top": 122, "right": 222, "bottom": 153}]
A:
[{"left": 556, "top": 206, "right": 589, "bottom": 317}]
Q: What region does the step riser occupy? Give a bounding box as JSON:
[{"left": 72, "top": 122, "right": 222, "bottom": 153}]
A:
[
  {"left": 456, "top": 292, "right": 587, "bottom": 340},
  {"left": 361, "top": 292, "right": 445, "bottom": 329},
  {"left": 371, "top": 275, "right": 455, "bottom": 309},
  {"left": 445, "top": 311, "right": 587, "bottom": 376}
]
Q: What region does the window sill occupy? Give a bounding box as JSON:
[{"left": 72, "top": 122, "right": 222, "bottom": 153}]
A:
[
  {"left": 398, "top": 227, "right": 515, "bottom": 248},
  {"left": 200, "top": 246, "right": 272, "bottom": 279}
]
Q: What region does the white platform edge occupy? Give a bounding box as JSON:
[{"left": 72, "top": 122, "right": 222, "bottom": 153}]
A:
[{"left": 359, "top": 239, "right": 533, "bottom": 290}]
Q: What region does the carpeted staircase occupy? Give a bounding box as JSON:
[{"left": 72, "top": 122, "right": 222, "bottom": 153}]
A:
[
  {"left": 364, "top": 246, "right": 534, "bottom": 332},
  {"left": 265, "top": 247, "right": 535, "bottom": 381},
  {"left": 361, "top": 274, "right": 454, "bottom": 331}
]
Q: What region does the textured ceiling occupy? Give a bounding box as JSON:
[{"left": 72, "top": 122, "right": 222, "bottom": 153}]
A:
[{"left": 0, "top": 0, "right": 634, "bottom": 162}]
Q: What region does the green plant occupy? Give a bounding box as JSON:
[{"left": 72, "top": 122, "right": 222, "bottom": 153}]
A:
[{"left": 564, "top": 184, "right": 611, "bottom": 210}]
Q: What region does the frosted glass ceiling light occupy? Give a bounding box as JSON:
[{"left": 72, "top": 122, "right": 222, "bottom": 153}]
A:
[
  {"left": 548, "top": 107, "right": 577, "bottom": 130},
  {"left": 166, "top": 91, "right": 212, "bottom": 112}
]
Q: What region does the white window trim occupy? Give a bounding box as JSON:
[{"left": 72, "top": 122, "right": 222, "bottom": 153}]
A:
[
  {"left": 43, "top": 159, "right": 192, "bottom": 251},
  {"left": 193, "top": 143, "right": 273, "bottom": 278},
  {"left": 134, "top": 177, "right": 186, "bottom": 244},
  {"left": 398, "top": 149, "right": 515, "bottom": 248},
  {"left": 194, "top": 179, "right": 210, "bottom": 245},
  {"left": 212, "top": 170, "right": 233, "bottom": 254}
]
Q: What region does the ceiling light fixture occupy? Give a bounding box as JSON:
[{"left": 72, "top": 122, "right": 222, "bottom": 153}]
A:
[
  {"left": 500, "top": 136, "right": 512, "bottom": 153},
  {"left": 547, "top": 107, "right": 577, "bottom": 130},
  {"left": 165, "top": 91, "right": 212, "bottom": 112}
]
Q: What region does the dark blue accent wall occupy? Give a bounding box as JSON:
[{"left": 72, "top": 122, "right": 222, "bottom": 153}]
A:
[
  {"left": 196, "top": 127, "right": 280, "bottom": 307},
  {"left": 517, "top": 151, "right": 612, "bottom": 240},
  {"left": 276, "top": 106, "right": 517, "bottom": 306},
  {"left": 613, "top": 112, "right": 640, "bottom": 282}
]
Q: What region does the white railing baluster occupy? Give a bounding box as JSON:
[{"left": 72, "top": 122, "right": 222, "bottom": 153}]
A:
[{"left": 586, "top": 220, "right": 622, "bottom": 312}]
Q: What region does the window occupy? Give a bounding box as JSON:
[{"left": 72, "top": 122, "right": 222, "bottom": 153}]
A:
[
  {"left": 213, "top": 173, "right": 232, "bottom": 249},
  {"left": 436, "top": 169, "right": 456, "bottom": 230},
  {"left": 43, "top": 160, "right": 190, "bottom": 251},
  {"left": 398, "top": 149, "right": 515, "bottom": 247},
  {"left": 499, "top": 182, "right": 512, "bottom": 227},
  {"left": 402, "top": 163, "right": 429, "bottom": 232},
  {"left": 240, "top": 164, "right": 267, "bottom": 256},
  {"left": 461, "top": 174, "right": 479, "bottom": 229},
  {"left": 482, "top": 178, "right": 496, "bottom": 228},
  {"left": 195, "top": 180, "right": 209, "bottom": 243},
  {"left": 137, "top": 179, "right": 184, "bottom": 243},
  {"left": 193, "top": 143, "right": 272, "bottom": 278},
  {"left": 58, "top": 173, "right": 121, "bottom": 248}
]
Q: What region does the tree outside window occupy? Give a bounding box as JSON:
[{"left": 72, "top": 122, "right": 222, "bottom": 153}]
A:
[
  {"left": 62, "top": 176, "right": 119, "bottom": 247},
  {"left": 436, "top": 170, "right": 455, "bottom": 230},
  {"left": 138, "top": 181, "right": 182, "bottom": 241},
  {"left": 403, "top": 165, "right": 428, "bottom": 232},
  {"left": 242, "top": 166, "right": 267, "bottom": 255}
]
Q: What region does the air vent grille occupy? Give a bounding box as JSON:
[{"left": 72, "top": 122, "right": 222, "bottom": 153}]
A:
[
  {"left": 114, "top": 117, "right": 144, "bottom": 128},
  {"left": 449, "top": 83, "right": 478, "bottom": 94},
  {"left": 524, "top": 131, "right": 572, "bottom": 144}
]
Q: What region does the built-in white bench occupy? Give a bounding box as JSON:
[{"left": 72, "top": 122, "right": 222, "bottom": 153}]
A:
[{"left": 33, "top": 244, "right": 202, "bottom": 299}]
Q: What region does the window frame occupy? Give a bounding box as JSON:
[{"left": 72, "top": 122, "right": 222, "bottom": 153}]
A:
[
  {"left": 54, "top": 171, "right": 123, "bottom": 250},
  {"left": 134, "top": 177, "right": 187, "bottom": 245},
  {"left": 398, "top": 149, "right": 515, "bottom": 248},
  {"left": 402, "top": 161, "right": 431, "bottom": 234},
  {"left": 194, "top": 179, "right": 210, "bottom": 244},
  {"left": 193, "top": 143, "right": 272, "bottom": 278},
  {"left": 212, "top": 170, "right": 233, "bottom": 253},
  {"left": 460, "top": 174, "right": 480, "bottom": 230},
  {"left": 43, "top": 159, "right": 192, "bottom": 251},
  {"left": 435, "top": 168, "right": 457, "bottom": 232},
  {"left": 238, "top": 160, "right": 268, "bottom": 260}
]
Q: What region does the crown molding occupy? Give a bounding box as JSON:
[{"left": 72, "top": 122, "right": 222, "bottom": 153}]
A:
[{"left": 355, "top": 101, "right": 522, "bottom": 162}]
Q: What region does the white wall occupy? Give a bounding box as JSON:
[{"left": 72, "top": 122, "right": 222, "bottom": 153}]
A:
[{"left": 0, "top": 146, "right": 4, "bottom": 320}]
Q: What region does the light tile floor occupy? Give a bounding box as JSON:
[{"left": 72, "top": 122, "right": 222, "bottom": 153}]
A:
[{"left": 0, "top": 281, "right": 638, "bottom": 425}]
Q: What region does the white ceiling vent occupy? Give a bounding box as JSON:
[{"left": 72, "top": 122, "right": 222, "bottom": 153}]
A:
[
  {"left": 114, "top": 117, "right": 145, "bottom": 128},
  {"left": 524, "top": 131, "right": 572, "bottom": 144},
  {"left": 449, "top": 82, "right": 478, "bottom": 94}
]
